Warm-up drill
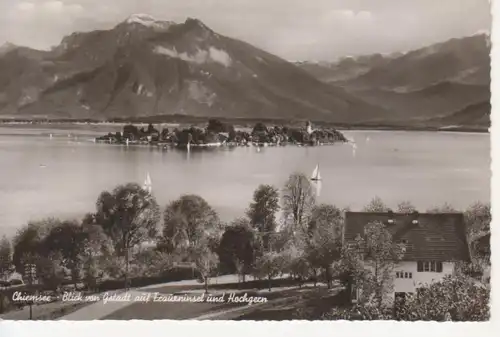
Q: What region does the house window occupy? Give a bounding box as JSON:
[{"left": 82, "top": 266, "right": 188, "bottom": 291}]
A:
[
  {"left": 396, "top": 271, "right": 413, "bottom": 279},
  {"left": 418, "top": 261, "right": 444, "bottom": 273}
]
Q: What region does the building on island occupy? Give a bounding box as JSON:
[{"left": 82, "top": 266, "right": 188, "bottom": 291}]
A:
[
  {"left": 343, "top": 211, "right": 471, "bottom": 304},
  {"left": 306, "top": 121, "right": 313, "bottom": 135}
]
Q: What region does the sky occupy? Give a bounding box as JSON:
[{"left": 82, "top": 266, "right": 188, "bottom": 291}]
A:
[{"left": 0, "top": 0, "right": 492, "bottom": 61}]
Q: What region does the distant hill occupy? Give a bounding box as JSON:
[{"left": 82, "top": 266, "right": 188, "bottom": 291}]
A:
[
  {"left": 0, "top": 14, "right": 387, "bottom": 123},
  {"left": 427, "top": 101, "right": 491, "bottom": 128},
  {"left": 297, "top": 34, "right": 491, "bottom": 129}
]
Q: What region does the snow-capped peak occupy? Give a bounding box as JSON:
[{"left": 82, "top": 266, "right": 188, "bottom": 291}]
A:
[
  {"left": 472, "top": 29, "right": 490, "bottom": 37},
  {"left": 126, "top": 14, "right": 157, "bottom": 25},
  {"left": 124, "top": 14, "right": 173, "bottom": 30}
]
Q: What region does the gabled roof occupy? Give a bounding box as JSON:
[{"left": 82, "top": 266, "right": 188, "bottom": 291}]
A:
[{"left": 344, "top": 212, "right": 471, "bottom": 262}]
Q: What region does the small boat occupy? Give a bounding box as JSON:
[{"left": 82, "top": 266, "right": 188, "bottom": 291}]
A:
[
  {"left": 311, "top": 164, "right": 321, "bottom": 181},
  {"left": 143, "top": 172, "right": 152, "bottom": 193}
]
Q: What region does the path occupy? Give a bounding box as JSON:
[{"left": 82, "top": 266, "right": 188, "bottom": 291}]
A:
[{"left": 58, "top": 274, "right": 287, "bottom": 320}]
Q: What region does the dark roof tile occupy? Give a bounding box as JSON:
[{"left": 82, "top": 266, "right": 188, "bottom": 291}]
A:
[{"left": 344, "top": 212, "right": 470, "bottom": 262}]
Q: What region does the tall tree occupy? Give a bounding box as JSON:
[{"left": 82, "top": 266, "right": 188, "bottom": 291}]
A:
[
  {"left": 362, "top": 197, "right": 390, "bottom": 212},
  {"left": 0, "top": 235, "right": 12, "bottom": 279},
  {"left": 163, "top": 195, "right": 220, "bottom": 252},
  {"left": 464, "top": 202, "right": 490, "bottom": 239},
  {"left": 189, "top": 237, "right": 219, "bottom": 294},
  {"left": 12, "top": 219, "right": 57, "bottom": 273},
  {"left": 43, "top": 220, "right": 87, "bottom": 286},
  {"left": 282, "top": 173, "right": 316, "bottom": 231},
  {"left": 218, "top": 218, "right": 259, "bottom": 282},
  {"left": 306, "top": 204, "right": 344, "bottom": 288},
  {"left": 80, "top": 223, "right": 114, "bottom": 290},
  {"left": 247, "top": 184, "right": 280, "bottom": 249},
  {"left": 95, "top": 183, "right": 160, "bottom": 287},
  {"left": 342, "top": 221, "right": 405, "bottom": 308}
]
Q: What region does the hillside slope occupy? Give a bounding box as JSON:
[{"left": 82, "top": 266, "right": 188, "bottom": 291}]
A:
[{"left": 0, "top": 15, "right": 387, "bottom": 123}]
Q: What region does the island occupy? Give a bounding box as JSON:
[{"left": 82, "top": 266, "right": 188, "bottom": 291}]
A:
[{"left": 95, "top": 119, "right": 348, "bottom": 148}]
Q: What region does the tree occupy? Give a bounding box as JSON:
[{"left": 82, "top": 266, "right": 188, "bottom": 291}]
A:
[
  {"left": 190, "top": 238, "right": 219, "bottom": 294},
  {"left": 43, "top": 221, "right": 87, "bottom": 286},
  {"left": 426, "top": 203, "right": 458, "bottom": 213},
  {"left": 282, "top": 173, "right": 316, "bottom": 231},
  {"left": 464, "top": 202, "right": 490, "bottom": 239},
  {"left": 95, "top": 183, "right": 161, "bottom": 288},
  {"left": 396, "top": 201, "right": 417, "bottom": 213},
  {"left": 12, "top": 219, "right": 57, "bottom": 273},
  {"left": 341, "top": 221, "right": 405, "bottom": 308},
  {"left": 218, "top": 219, "right": 259, "bottom": 283},
  {"left": 162, "top": 195, "right": 220, "bottom": 252},
  {"left": 306, "top": 204, "right": 344, "bottom": 288},
  {"left": 362, "top": 197, "right": 390, "bottom": 212},
  {"left": 280, "top": 242, "right": 310, "bottom": 288},
  {"left": 252, "top": 122, "right": 268, "bottom": 134},
  {"left": 395, "top": 275, "right": 489, "bottom": 321},
  {"left": 0, "top": 235, "right": 12, "bottom": 279},
  {"left": 207, "top": 119, "right": 233, "bottom": 134},
  {"left": 247, "top": 184, "right": 280, "bottom": 249},
  {"left": 253, "top": 251, "right": 286, "bottom": 291},
  {"left": 123, "top": 124, "right": 140, "bottom": 140},
  {"left": 80, "top": 223, "right": 114, "bottom": 290}
]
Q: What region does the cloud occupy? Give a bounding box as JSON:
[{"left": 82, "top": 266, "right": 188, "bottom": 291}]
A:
[
  {"left": 17, "top": 2, "right": 35, "bottom": 11},
  {"left": 42, "top": 1, "right": 64, "bottom": 13}
]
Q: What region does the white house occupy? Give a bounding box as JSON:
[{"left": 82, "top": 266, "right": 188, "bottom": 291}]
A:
[{"left": 343, "top": 211, "right": 471, "bottom": 303}]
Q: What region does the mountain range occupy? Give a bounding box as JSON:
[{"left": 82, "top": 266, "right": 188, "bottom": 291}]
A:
[
  {"left": 0, "top": 14, "right": 388, "bottom": 124},
  {"left": 0, "top": 15, "right": 491, "bottom": 129},
  {"left": 297, "top": 34, "right": 490, "bottom": 129}
]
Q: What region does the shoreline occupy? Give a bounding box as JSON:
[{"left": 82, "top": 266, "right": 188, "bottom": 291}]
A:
[{"left": 0, "top": 121, "right": 490, "bottom": 134}]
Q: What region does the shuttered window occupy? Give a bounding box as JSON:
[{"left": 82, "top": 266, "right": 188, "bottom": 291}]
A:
[{"left": 417, "top": 261, "right": 423, "bottom": 272}]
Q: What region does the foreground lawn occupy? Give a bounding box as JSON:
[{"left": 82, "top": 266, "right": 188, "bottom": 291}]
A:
[{"left": 229, "top": 287, "right": 345, "bottom": 320}]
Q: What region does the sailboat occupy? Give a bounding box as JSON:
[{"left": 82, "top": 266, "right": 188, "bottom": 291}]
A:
[
  {"left": 143, "top": 172, "right": 152, "bottom": 193},
  {"left": 311, "top": 164, "right": 321, "bottom": 181}
]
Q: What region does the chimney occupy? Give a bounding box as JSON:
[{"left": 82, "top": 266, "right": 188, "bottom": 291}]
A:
[
  {"left": 387, "top": 210, "right": 395, "bottom": 224},
  {"left": 411, "top": 211, "right": 419, "bottom": 225}
]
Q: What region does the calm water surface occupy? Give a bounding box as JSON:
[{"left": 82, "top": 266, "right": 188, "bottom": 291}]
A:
[{"left": 0, "top": 126, "right": 490, "bottom": 236}]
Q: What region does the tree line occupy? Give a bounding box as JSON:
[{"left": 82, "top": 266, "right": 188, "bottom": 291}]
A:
[
  {"left": 0, "top": 175, "right": 491, "bottom": 320},
  {"left": 97, "top": 119, "right": 347, "bottom": 145}
]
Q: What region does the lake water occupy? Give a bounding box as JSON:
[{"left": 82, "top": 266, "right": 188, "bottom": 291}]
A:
[{"left": 0, "top": 126, "right": 491, "bottom": 236}]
